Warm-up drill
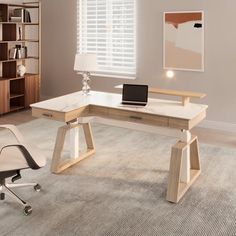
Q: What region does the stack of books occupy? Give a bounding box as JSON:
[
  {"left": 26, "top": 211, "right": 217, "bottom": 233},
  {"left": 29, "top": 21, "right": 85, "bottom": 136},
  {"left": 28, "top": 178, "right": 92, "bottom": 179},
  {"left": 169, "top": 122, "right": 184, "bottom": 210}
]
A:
[
  {"left": 11, "top": 8, "right": 31, "bottom": 23},
  {"left": 9, "top": 45, "right": 28, "bottom": 59},
  {"left": 10, "top": 16, "right": 22, "bottom": 22},
  {"left": 0, "top": 9, "right": 3, "bottom": 22}
]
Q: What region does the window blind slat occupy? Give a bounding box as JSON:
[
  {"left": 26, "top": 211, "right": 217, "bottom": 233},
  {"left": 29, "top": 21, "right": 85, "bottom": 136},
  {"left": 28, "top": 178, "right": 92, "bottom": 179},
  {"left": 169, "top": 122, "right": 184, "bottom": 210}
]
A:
[{"left": 77, "top": 0, "right": 136, "bottom": 77}]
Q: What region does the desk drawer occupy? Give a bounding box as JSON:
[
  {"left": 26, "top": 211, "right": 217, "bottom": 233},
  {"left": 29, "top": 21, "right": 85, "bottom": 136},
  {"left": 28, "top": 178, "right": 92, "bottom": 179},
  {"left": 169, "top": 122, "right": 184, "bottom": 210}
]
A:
[
  {"left": 66, "top": 106, "right": 89, "bottom": 122},
  {"left": 108, "top": 108, "right": 169, "bottom": 126},
  {"left": 169, "top": 117, "right": 189, "bottom": 130},
  {"left": 32, "top": 108, "right": 65, "bottom": 121},
  {"left": 89, "top": 105, "right": 109, "bottom": 117}
]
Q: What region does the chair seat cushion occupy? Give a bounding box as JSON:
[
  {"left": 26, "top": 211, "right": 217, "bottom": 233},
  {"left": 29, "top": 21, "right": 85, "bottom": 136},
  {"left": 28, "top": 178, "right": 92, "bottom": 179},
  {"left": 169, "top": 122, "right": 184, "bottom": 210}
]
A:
[{"left": 0, "top": 145, "right": 46, "bottom": 172}]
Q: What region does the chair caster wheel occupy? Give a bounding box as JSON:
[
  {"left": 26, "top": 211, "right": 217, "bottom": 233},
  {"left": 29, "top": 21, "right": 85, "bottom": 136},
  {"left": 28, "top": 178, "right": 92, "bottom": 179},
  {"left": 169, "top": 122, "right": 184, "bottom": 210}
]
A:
[
  {"left": 24, "top": 205, "right": 32, "bottom": 216},
  {"left": 0, "top": 193, "right": 5, "bottom": 200},
  {"left": 34, "top": 184, "right": 41, "bottom": 192}
]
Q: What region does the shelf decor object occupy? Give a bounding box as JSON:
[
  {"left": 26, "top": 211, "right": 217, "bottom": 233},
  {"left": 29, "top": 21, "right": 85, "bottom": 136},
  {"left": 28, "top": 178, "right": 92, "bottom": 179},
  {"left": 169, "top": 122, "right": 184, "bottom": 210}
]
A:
[
  {"left": 17, "top": 64, "right": 26, "bottom": 76},
  {"left": 74, "top": 53, "right": 97, "bottom": 95},
  {"left": 163, "top": 11, "right": 204, "bottom": 72},
  {"left": 0, "top": 1, "right": 41, "bottom": 115}
]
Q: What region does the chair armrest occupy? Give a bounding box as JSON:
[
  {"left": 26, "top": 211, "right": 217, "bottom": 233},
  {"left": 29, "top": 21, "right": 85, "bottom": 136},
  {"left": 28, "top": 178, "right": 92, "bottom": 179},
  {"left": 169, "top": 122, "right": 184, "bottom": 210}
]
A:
[
  {"left": 0, "top": 144, "right": 41, "bottom": 169},
  {"left": 0, "top": 125, "right": 24, "bottom": 144}
]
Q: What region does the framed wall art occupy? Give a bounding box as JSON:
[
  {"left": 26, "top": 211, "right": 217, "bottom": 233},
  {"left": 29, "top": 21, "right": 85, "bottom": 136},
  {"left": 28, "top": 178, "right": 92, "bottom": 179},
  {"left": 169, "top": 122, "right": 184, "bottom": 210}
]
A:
[{"left": 163, "top": 11, "right": 204, "bottom": 72}]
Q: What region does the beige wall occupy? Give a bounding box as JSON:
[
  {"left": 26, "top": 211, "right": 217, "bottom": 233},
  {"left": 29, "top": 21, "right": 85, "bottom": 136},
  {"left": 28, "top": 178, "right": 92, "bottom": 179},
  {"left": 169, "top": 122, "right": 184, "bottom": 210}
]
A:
[
  {"left": 0, "top": 0, "right": 21, "bottom": 3},
  {"left": 41, "top": 0, "right": 236, "bottom": 124}
]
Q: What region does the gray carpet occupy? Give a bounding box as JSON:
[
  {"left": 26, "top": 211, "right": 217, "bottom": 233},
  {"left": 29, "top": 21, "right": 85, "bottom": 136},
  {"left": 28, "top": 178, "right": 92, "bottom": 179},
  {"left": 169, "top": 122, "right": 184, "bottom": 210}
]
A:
[{"left": 0, "top": 118, "right": 236, "bottom": 236}]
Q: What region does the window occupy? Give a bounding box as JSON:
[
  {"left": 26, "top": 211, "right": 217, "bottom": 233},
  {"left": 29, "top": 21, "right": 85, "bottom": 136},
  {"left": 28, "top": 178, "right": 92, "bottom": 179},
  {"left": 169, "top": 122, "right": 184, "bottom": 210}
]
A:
[{"left": 77, "top": 0, "right": 136, "bottom": 78}]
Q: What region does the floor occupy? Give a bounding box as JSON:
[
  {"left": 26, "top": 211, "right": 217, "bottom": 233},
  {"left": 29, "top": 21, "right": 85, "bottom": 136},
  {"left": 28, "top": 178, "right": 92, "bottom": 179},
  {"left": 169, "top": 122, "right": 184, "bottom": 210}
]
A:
[
  {"left": 0, "top": 109, "right": 36, "bottom": 125},
  {"left": 1, "top": 110, "right": 236, "bottom": 236},
  {"left": 0, "top": 109, "right": 236, "bottom": 149},
  {"left": 1, "top": 118, "right": 236, "bottom": 235}
]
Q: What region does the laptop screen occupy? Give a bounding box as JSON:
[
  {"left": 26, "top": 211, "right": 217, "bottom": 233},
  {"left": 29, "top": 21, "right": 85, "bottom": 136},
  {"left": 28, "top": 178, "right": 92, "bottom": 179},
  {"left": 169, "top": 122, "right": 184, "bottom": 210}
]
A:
[{"left": 122, "top": 84, "right": 148, "bottom": 105}]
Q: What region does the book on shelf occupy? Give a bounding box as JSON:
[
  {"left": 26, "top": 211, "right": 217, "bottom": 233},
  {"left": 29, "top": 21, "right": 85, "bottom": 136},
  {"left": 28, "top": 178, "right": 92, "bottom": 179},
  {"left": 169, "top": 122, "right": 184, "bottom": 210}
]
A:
[
  {"left": 10, "top": 16, "right": 22, "bottom": 22},
  {"left": 13, "top": 8, "right": 31, "bottom": 23},
  {"left": 24, "top": 9, "right": 31, "bottom": 23},
  {"left": 9, "top": 45, "right": 27, "bottom": 59},
  {"left": 0, "top": 10, "right": 3, "bottom": 22},
  {"left": 9, "top": 47, "right": 17, "bottom": 59}
]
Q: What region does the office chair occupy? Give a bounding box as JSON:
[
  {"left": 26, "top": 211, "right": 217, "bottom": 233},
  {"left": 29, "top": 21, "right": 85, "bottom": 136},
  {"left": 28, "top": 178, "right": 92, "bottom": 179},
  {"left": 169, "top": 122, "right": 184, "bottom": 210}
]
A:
[{"left": 0, "top": 124, "right": 46, "bottom": 215}]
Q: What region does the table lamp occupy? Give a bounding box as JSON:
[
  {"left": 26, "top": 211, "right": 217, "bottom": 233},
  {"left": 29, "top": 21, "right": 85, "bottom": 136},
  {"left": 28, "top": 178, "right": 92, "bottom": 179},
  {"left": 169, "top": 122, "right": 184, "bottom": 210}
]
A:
[{"left": 74, "top": 53, "right": 98, "bottom": 95}]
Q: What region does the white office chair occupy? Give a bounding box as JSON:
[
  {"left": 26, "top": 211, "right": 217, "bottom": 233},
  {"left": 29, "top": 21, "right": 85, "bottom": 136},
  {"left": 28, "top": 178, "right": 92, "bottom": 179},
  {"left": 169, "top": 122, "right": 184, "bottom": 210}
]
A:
[{"left": 0, "top": 125, "right": 46, "bottom": 215}]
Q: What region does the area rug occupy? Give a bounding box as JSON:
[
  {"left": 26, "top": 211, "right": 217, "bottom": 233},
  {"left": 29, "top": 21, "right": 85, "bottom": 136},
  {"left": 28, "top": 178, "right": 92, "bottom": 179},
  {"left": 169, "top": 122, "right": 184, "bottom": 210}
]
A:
[{"left": 0, "top": 118, "right": 236, "bottom": 236}]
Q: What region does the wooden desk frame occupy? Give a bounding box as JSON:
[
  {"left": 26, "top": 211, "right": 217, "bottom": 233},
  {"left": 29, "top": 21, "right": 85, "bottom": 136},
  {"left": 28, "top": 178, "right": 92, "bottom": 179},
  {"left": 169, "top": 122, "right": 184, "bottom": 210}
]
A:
[
  {"left": 51, "top": 122, "right": 95, "bottom": 174},
  {"left": 50, "top": 119, "right": 201, "bottom": 203},
  {"left": 31, "top": 91, "right": 207, "bottom": 203},
  {"left": 166, "top": 135, "right": 200, "bottom": 202}
]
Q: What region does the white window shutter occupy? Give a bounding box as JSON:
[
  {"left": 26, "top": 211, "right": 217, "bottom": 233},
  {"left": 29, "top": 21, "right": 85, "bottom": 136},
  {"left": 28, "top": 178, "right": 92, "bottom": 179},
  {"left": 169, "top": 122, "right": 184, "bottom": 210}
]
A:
[{"left": 78, "top": 0, "right": 136, "bottom": 78}]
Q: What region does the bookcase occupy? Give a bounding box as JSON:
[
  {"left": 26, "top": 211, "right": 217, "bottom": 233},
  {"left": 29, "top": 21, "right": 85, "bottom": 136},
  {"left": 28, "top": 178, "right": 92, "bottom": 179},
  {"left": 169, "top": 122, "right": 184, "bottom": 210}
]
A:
[{"left": 0, "top": 1, "right": 41, "bottom": 115}]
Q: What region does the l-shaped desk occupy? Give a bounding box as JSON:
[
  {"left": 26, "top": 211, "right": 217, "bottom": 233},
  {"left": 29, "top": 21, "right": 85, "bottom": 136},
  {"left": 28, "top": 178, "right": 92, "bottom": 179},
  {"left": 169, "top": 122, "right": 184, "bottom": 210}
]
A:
[{"left": 31, "top": 91, "right": 208, "bottom": 203}]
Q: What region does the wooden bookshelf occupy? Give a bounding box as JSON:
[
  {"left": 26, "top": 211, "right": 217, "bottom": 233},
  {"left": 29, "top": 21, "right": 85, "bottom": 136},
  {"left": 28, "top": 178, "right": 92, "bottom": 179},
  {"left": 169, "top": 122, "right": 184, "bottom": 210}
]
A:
[
  {"left": 10, "top": 93, "right": 25, "bottom": 99},
  {"left": 0, "top": 40, "right": 39, "bottom": 43},
  {"left": 0, "top": 1, "right": 41, "bottom": 115},
  {"left": 0, "top": 57, "right": 39, "bottom": 63},
  {"left": 8, "top": 4, "right": 39, "bottom": 9},
  {"left": 0, "top": 22, "right": 39, "bottom": 25}
]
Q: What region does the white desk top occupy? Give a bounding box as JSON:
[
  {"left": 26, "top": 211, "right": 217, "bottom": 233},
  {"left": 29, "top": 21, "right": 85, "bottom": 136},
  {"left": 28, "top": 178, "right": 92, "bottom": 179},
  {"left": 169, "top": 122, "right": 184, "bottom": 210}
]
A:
[{"left": 31, "top": 91, "right": 207, "bottom": 120}]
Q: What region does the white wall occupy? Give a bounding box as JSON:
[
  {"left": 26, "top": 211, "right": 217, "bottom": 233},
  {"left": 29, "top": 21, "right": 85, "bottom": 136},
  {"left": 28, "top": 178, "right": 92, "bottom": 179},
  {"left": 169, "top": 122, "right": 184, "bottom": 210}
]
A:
[{"left": 39, "top": 1, "right": 236, "bottom": 124}]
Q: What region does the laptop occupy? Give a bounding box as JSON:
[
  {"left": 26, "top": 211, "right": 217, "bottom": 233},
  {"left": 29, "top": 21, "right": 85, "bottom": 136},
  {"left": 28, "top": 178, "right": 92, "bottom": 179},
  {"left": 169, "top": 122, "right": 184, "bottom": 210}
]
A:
[{"left": 122, "top": 84, "right": 148, "bottom": 106}]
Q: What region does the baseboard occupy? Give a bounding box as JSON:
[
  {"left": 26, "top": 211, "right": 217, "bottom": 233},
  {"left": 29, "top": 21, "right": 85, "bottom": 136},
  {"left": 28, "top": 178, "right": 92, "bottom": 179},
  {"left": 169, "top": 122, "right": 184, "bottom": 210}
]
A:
[{"left": 198, "top": 120, "right": 236, "bottom": 133}]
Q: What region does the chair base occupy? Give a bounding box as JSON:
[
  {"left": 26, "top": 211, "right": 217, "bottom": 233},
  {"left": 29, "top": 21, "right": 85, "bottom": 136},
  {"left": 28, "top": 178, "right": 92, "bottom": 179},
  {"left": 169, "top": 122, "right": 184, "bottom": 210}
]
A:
[{"left": 0, "top": 181, "right": 41, "bottom": 215}]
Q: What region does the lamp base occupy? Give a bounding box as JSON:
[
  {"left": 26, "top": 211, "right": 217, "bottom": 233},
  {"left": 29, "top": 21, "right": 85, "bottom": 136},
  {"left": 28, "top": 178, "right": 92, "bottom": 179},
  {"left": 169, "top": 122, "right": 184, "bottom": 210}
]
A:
[{"left": 82, "top": 72, "right": 91, "bottom": 95}]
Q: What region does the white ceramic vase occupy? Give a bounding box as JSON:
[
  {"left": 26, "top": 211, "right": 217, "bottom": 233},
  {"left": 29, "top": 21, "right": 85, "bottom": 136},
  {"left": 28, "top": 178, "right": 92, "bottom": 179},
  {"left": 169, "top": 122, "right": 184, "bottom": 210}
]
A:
[{"left": 17, "top": 65, "right": 26, "bottom": 77}]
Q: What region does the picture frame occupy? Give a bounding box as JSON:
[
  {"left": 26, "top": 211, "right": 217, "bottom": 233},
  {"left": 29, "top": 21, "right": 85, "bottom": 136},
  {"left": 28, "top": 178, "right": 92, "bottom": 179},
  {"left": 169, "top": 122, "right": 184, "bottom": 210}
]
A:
[{"left": 163, "top": 11, "right": 204, "bottom": 72}]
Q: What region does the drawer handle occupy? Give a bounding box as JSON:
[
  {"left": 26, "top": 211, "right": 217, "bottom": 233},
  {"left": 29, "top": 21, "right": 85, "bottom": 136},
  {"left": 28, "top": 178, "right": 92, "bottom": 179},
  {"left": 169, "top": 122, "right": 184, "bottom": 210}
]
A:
[
  {"left": 42, "top": 113, "right": 53, "bottom": 118},
  {"left": 129, "top": 115, "right": 142, "bottom": 120}
]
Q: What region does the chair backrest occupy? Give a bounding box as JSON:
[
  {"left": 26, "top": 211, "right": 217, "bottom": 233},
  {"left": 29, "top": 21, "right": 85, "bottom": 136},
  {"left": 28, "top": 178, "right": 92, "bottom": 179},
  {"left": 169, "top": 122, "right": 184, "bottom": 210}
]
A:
[{"left": 0, "top": 125, "right": 46, "bottom": 171}]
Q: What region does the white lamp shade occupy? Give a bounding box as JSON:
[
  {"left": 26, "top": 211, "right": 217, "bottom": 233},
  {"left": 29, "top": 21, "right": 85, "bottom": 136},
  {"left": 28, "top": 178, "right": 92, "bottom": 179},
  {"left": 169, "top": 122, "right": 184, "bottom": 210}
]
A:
[{"left": 74, "top": 53, "right": 98, "bottom": 72}]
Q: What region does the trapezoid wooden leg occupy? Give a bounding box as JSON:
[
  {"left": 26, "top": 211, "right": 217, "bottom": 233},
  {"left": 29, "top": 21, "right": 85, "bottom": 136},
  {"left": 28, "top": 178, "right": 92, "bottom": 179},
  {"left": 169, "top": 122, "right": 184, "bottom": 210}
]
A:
[
  {"left": 190, "top": 137, "right": 201, "bottom": 170},
  {"left": 166, "top": 136, "right": 201, "bottom": 203},
  {"left": 82, "top": 123, "right": 95, "bottom": 150},
  {"left": 51, "top": 122, "right": 95, "bottom": 174},
  {"left": 166, "top": 142, "right": 184, "bottom": 203},
  {"left": 51, "top": 125, "right": 68, "bottom": 173}
]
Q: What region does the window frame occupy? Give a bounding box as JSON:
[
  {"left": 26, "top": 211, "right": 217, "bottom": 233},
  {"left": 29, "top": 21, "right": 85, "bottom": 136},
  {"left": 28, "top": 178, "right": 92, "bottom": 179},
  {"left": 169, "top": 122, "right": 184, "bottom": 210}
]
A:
[{"left": 77, "top": 0, "right": 137, "bottom": 79}]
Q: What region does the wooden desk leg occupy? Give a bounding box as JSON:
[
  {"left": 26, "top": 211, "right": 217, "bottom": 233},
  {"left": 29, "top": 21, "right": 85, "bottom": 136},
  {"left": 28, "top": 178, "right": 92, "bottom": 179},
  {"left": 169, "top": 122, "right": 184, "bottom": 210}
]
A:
[
  {"left": 180, "top": 130, "right": 191, "bottom": 183},
  {"left": 182, "top": 96, "right": 190, "bottom": 106},
  {"left": 166, "top": 136, "right": 201, "bottom": 203},
  {"left": 70, "top": 120, "right": 80, "bottom": 159},
  {"left": 51, "top": 122, "right": 95, "bottom": 174}
]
